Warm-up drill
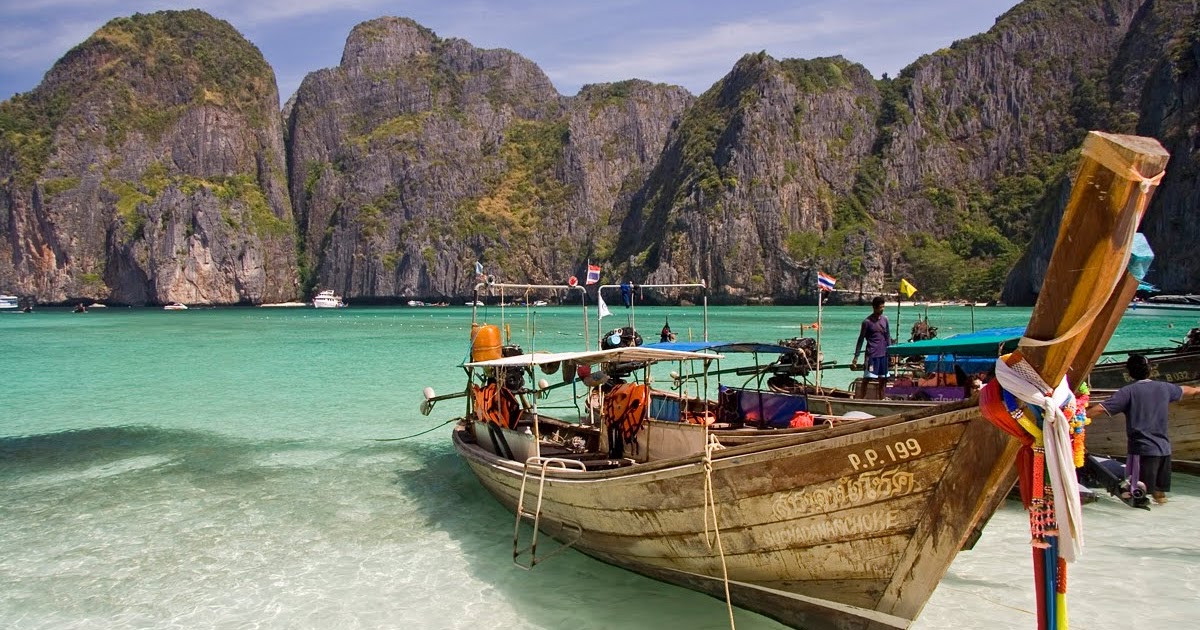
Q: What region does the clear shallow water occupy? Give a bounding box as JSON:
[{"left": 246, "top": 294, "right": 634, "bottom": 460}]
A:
[{"left": 1, "top": 305, "right": 1198, "bottom": 629}]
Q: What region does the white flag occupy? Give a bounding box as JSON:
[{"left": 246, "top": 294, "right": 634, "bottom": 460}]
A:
[{"left": 597, "top": 292, "right": 611, "bottom": 319}]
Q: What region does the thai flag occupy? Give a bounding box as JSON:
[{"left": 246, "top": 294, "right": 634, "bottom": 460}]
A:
[
  {"left": 585, "top": 264, "right": 601, "bottom": 285},
  {"left": 817, "top": 271, "right": 836, "bottom": 292}
]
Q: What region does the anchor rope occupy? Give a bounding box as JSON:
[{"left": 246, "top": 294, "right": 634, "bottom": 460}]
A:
[
  {"left": 701, "top": 433, "right": 736, "bottom": 630},
  {"left": 370, "top": 418, "right": 456, "bottom": 441}
]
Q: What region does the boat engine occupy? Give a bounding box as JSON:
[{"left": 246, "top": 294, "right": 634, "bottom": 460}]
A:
[
  {"left": 773, "top": 337, "right": 818, "bottom": 376},
  {"left": 601, "top": 327, "right": 643, "bottom": 350},
  {"left": 910, "top": 318, "right": 938, "bottom": 342},
  {"left": 498, "top": 344, "right": 525, "bottom": 390},
  {"left": 1183, "top": 327, "right": 1200, "bottom": 351}
]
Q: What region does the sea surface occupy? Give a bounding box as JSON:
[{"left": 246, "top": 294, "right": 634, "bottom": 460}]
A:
[{"left": 2, "top": 304, "right": 1198, "bottom": 629}]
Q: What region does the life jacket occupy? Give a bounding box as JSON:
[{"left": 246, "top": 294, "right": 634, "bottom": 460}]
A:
[
  {"left": 604, "top": 383, "right": 649, "bottom": 442},
  {"left": 472, "top": 382, "right": 521, "bottom": 429}
]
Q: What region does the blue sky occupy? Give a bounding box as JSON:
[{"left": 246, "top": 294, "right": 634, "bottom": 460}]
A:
[{"left": 0, "top": 1, "right": 1020, "bottom": 104}]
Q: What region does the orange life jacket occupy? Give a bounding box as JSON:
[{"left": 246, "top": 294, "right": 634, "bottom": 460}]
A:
[
  {"left": 472, "top": 382, "right": 520, "bottom": 429},
  {"left": 604, "top": 383, "right": 649, "bottom": 441}
]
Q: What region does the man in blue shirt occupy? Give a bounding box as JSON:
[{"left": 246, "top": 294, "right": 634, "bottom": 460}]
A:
[
  {"left": 851, "top": 296, "right": 893, "bottom": 389},
  {"left": 1086, "top": 354, "right": 1200, "bottom": 505}
]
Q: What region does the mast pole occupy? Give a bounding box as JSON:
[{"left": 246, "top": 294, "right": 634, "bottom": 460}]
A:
[{"left": 816, "top": 275, "right": 823, "bottom": 389}]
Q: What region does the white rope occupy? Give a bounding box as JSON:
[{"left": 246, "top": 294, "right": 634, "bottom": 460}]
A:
[
  {"left": 994, "top": 358, "right": 1084, "bottom": 562},
  {"left": 701, "top": 434, "right": 736, "bottom": 630}
]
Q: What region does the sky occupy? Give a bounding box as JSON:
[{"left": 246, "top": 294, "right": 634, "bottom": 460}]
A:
[{"left": 0, "top": 1, "right": 1022, "bottom": 105}]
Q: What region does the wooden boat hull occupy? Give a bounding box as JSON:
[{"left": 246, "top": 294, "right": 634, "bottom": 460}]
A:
[
  {"left": 454, "top": 402, "right": 1019, "bottom": 629},
  {"left": 1084, "top": 394, "right": 1200, "bottom": 473},
  {"left": 1087, "top": 351, "right": 1200, "bottom": 389}
]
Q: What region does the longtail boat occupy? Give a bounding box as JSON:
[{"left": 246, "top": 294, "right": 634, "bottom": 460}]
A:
[
  {"left": 1082, "top": 334, "right": 1200, "bottom": 470},
  {"left": 434, "top": 132, "right": 1168, "bottom": 629}
]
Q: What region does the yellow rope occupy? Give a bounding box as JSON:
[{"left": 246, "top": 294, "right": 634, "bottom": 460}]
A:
[{"left": 702, "top": 434, "right": 736, "bottom": 630}]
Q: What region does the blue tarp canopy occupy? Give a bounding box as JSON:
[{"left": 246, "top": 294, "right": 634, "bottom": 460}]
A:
[
  {"left": 642, "top": 340, "right": 797, "bottom": 354},
  {"left": 922, "top": 354, "right": 996, "bottom": 375},
  {"left": 887, "top": 326, "right": 1025, "bottom": 358}
]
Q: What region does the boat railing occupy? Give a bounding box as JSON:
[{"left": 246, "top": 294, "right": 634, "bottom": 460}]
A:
[{"left": 512, "top": 456, "right": 585, "bottom": 569}]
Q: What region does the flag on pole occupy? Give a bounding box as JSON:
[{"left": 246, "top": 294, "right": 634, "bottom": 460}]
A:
[
  {"left": 597, "top": 291, "right": 611, "bottom": 319},
  {"left": 474, "top": 261, "right": 484, "bottom": 277},
  {"left": 817, "top": 271, "right": 836, "bottom": 292},
  {"left": 585, "top": 264, "right": 601, "bottom": 285},
  {"left": 899, "top": 278, "right": 918, "bottom": 298}
]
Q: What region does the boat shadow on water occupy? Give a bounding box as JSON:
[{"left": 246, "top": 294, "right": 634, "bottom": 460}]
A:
[{"left": 386, "top": 438, "right": 789, "bottom": 629}]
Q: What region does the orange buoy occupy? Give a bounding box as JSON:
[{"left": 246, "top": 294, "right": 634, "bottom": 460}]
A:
[{"left": 471, "top": 323, "right": 502, "bottom": 362}]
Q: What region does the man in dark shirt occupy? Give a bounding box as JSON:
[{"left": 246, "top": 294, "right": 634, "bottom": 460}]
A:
[
  {"left": 1086, "top": 354, "right": 1200, "bottom": 504},
  {"left": 851, "top": 296, "right": 893, "bottom": 388}
]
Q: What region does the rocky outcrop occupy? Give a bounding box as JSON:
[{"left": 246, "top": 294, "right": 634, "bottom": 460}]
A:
[
  {"left": 285, "top": 17, "right": 689, "bottom": 300},
  {"left": 0, "top": 10, "right": 297, "bottom": 305},
  {"left": 1005, "top": 0, "right": 1200, "bottom": 302},
  {"left": 616, "top": 54, "right": 880, "bottom": 303},
  {"left": 5, "top": 2, "right": 1200, "bottom": 305}
]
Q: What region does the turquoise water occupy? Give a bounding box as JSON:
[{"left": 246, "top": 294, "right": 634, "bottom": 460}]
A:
[{"left": 1, "top": 305, "right": 1197, "bottom": 629}]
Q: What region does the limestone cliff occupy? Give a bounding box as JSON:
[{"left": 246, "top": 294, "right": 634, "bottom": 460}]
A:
[
  {"left": 615, "top": 54, "right": 880, "bottom": 303},
  {"left": 286, "top": 17, "right": 690, "bottom": 300},
  {"left": 0, "top": 10, "right": 296, "bottom": 305},
  {"left": 5, "top": 2, "right": 1200, "bottom": 306}
]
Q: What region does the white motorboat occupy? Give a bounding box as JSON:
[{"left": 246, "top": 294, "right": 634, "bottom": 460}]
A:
[
  {"left": 0, "top": 294, "right": 18, "bottom": 309},
  {"left": 313, "top": 290, "right": 346, "bottom": 308},
  {"left": 163, "top": 302, "right": 188, "bottom": 310}
]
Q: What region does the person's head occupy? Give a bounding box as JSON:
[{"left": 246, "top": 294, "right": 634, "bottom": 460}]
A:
[
  {"left": 1126, "top": 354, "right": 1151, "bottom": 380},
  {"left": 871, "top": 296, "right": 886, "bottom": 314}
]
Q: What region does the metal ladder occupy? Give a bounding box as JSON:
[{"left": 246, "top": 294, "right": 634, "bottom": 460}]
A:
[{"left": 512, "top": 456, "right": 585, "bottom": 570}]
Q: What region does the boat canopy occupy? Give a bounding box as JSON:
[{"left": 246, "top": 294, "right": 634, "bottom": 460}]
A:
[
  {"left": 642, "top": 340, "right": 797, "bottom": 354},
  {"left": 463, "top": 346, "right": 723, "bottom": 368},
  {"left": 887, "top": 326, "right": 1025, "bottom": 358}
]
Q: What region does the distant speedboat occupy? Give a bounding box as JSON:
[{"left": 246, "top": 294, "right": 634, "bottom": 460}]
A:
[
  {"left": 406, "top": 300, "right": 425, "bottom": 307},
  {"left": 163, "top": 302, "right": 188, "bottom": 310},
  {"left": 0, "top": 294, "right": 18, "bottom": 309},
  {"left": 532, "top": 300, "right": 548, "bottom": 307},
  {"left": 1128, "top": 294, "right": 1200, "bottom": 313},
  {"left": 465, "top": 300, "right": 484, "bottom": 307},
  {"left": 313, "top": 290, "right": 346, "bottom": 308}
]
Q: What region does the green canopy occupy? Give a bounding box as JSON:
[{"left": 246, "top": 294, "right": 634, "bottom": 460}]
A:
[{"left": 887, "top": 326, "right": 1024, "bottom": 358}]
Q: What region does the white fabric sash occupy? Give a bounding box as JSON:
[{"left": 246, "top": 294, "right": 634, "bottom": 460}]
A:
[{"left": 994, "top": 357, "right": 1084, "bottom": 562}]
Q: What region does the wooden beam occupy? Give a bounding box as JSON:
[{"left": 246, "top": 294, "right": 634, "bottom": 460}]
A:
[{"left": 1019, "top": 131, "right": 1169, "bottom": 385}]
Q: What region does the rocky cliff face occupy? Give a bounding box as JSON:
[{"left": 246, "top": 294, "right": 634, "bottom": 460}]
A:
[
  {"left": 0, "top": 10, "right": 296, "bottom": 305},
  {"left": 5, "top": 2, "right": 1200, "bottom": 306},
  {"left": 1006, "top": 0, "right": 1200, "bottom": 301},
  {"left": 615, "top": 54, "right": 880, "bottom": 303},
  {"left": 286, "top": 17, "right": 690, "bottom": 300}
]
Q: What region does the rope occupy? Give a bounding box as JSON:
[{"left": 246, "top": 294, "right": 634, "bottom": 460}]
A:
[
  {"left": 701, "top": 433, "right": 736, "bottom": 630},
  {"left": 1080, "top": 140, "right": 1166, "bottom": 193},
  {"left": 370, "top": 418, "right": 456, "bottom": 441}
]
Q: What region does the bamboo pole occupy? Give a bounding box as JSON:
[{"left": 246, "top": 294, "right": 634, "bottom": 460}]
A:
[{"left": 1017, "top": 131, "right": 1169, "bottom": 384}]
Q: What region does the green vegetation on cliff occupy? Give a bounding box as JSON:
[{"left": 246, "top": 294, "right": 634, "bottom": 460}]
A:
[
  {"left": 1, "top": 10, "right": 273, "bottom": 186},
  {"left": 452, "top": 118, "right": 571, "bottom": 242}
]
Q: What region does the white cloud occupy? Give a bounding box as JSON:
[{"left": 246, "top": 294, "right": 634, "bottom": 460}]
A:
[{"left": 545, "top": 11, "right": 885, "bottom": 93}]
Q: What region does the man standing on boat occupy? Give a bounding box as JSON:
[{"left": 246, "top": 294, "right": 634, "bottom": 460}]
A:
[
  {"left": 1086, "top": 354, "right": 1200, "bottom": 505},
  {"left": 851, "top": 296, "right": 893, "bottom": 395}
]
